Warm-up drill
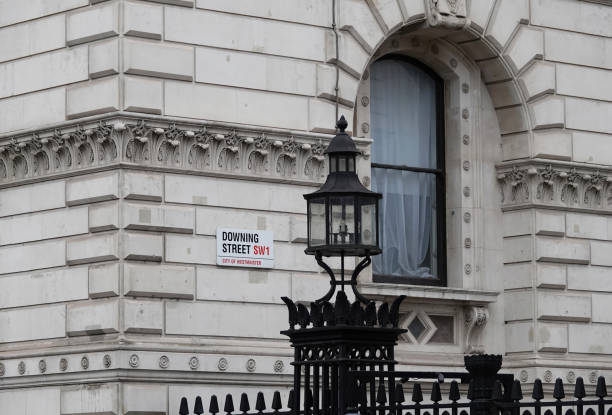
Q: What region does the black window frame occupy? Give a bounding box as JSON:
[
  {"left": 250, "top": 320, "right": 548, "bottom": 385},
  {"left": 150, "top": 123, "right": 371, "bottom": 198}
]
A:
[{"left": 370, "top": 55, "right": 447, "bottom": 287}]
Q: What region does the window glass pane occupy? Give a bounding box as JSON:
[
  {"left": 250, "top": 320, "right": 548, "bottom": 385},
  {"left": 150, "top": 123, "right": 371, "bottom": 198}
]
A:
[
  {"left": 372, "top": 169, "right": 438, "bottom": 278},
  {"left": 370, "top": 59, "right": 437, "bottom": 169}
]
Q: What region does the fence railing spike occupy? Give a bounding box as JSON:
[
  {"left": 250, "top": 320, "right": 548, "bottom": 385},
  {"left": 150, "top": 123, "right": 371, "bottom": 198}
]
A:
[
  {"left": 395, "top": 383, "right": 405, "bottom": 403},
  {"left": 412, "top": 383, "right": 423, "bottom": 403},
  {"left": 209, "top": 395, "right": 219, "bottom": 415},
  {"left": 377, "top": 302, "right": 390, "bottom": 327},
  {"left": 364, "top": 301, "right": 377, "bottom": 326},
  {"left": 586, "top": 409, "right": 596, "bottom": 415},
  {"left": 323, "top": 302, "right": 335, "bottom": 326},
  {"left": 491, "top": 380, "right": 503, "bottom": 401},
  {"left": 567, "top": 409, "right": 576, "bottom": 415},
  {"left": 297, "top": 303, "right": 311, "bottom": 329},
  {"left": 376, "top": 382, "right": 387, "bottom": 404},
  {"left": 389, "top": 295, "right": 406, "bottom": 327},
  {"left": 224, "top": 394, "right": 235, "bottom": 414},
  {"left": 335, "top": 291, "right": 350, "bottom": 324},
  {"left": 310, "top": 302, "right": 324, "bottom": 327},
  {"left": 554, "top": 378, "right": 566, "bottom": 400},
  {"left": 597, "top": 376, "right": 608, "bottom": 398},
  {"left": 287, "top": 389, "right": 295, "bottom": 409},
  {"left": 239, "top": 393, "right": 250, "bottom": 413},
  {"left": 430, "top": 382, "right": 442, "bottom": 403},
  {"left": 281, "top": 297, "right": 298, "bottom": 330},
  {"left": 424, "top": 411, "right": 431, "bottom": 415},
  {"left": 349, "top": 301, "right": 364, "bottom": 326},
  {"left": 449, "top": 380, "right": 460, "bottom": 401},
  {"left": 194, "top": 396, "right": 204, "bottom": 415},
  {"left": 255, "top": 392, "right": 266, "bottom": 412},
  {"left": 180, "top": 397, "right": 190, "bottom": 415},
  {"left": 459, "top": 410, "right": 468, "bottom": 415},
  {"left": 441, "top": 411, "right": 450, "bottom": 415},
  {"left": 607, "top": 409, "right": 612, "bottom": 415},
  {"left": 544, "top": 410, "right": 554, "bottom": 415},
  {"left": 574, "top": 377, "right": 586, "bottom": 399},
  {"left": 532, "top": 379, "right": 544, "bottom": 400},
  {"left": 271, "top": 391, "right": 282, "bottom": 412},
  {"left": 511, "top": 380, "right": 524, "bottom": 401},
  {"left": 523, "top": 410, "right": 533, "bottom": 415}
]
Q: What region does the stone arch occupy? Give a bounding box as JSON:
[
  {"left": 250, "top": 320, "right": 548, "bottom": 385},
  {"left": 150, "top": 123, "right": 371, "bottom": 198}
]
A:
[{"left": 328, "top": 0, "right": 559, "bottom": 154}]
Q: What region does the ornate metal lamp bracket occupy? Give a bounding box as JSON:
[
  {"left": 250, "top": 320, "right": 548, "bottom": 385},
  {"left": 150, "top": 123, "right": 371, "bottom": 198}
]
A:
[{"left": 314, "top": 252, "right": 372, "bottom": 305}]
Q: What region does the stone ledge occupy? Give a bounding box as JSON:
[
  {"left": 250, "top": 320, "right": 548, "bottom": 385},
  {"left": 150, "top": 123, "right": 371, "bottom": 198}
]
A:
[{"left": 359, "top": 282, "right": 499, "bottom": 305}]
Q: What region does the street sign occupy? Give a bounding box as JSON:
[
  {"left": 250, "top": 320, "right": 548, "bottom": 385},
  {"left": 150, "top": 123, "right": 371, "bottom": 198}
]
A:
[{"left": 216, "top": 228, "right": 274, "bottom": 268}]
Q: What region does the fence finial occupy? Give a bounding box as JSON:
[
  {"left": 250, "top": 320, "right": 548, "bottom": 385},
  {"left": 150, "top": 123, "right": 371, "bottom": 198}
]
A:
[
  {"left": 553, "top": 378, "right": 565, "bottom": 400},
  {"left": 255, "top": 392, "right": 266, "bottom": 412},
  {"left": 287, "top": 389, "right": 295, "bottom": 409},
  {"left": 574, "top": 377, "right": 585, "bottom": 399},
  {"left": 532, "top": 379, "right": 544, "bottom": 400},
  {"left": 412, "top": 383, "right": 423, "bottom": 403},
  {"left": 224, "top": 394, "right": 235, "bottom": 414},
  {"left": 180, "top": 397, "right": 190, "bottom": 415},
  {"left": 431, "top": 382, "right": 442, "bottom": 403},
  {"left": 511, "top": 380, "right": 523, "bottom": 401},
  {"left": 209, "top": 395, "right": 219, "bottom": 414},
  {"left": 271, "top": 391, "right": 282, "bottom": 412},
  {"left": 194, "top": 396, "right": 204, "bottom": 415},
  {"left": 240, "top": 393, "right": 250, "bottom": 413},
  {"left": 449, "top": 380, "right": 460, "bottom": 401},
  {"left": 597, "top": 376, "right": 608, "bottom": 398},
  {"left": 395, "top": 383, "right": 405, "bottom": 403}
]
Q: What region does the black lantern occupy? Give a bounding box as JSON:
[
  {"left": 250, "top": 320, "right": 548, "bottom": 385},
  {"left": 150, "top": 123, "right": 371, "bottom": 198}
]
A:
[
  {"left": 304, "top": 116, "right": 382, "bottom": 304},
  {"left": 304, "top": 115, "right": 381, "bottom": 257}
]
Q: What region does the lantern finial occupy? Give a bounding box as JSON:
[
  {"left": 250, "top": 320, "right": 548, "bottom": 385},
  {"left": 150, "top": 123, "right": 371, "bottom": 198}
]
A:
[{"left": 336, "top": 115, "right": 348, "bottom": 132}]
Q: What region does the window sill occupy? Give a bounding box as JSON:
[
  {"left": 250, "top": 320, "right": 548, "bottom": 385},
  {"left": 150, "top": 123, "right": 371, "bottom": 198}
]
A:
[{"left": 358, "top": 282, "right": 499, "bottom": 305}]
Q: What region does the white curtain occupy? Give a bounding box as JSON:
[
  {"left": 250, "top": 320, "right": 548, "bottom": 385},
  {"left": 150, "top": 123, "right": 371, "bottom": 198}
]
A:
[{"left": 370, "top": 58, "right": 438, "bottom": 278}]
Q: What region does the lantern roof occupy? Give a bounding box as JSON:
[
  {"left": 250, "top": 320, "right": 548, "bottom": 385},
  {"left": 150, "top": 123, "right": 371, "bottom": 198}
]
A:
[{"left": 324, "top": 115, "right": 359, "bottom": 155}]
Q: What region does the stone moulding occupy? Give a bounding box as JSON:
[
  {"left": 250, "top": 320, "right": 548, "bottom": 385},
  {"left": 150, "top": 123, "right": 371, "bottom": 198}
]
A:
[
  {"left": 497, "top": 161, "right": 612, "bottom": 213},
  {"left": 0, "top": 116, "right": 365, "bottom": 187}
]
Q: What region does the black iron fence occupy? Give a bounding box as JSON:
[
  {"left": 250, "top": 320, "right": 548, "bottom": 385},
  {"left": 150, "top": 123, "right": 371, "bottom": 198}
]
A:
[
  {"left": 179, "top": 375, "right": 612, "bottom": 415},
  {"left": 177, "top": 292, "right": 612, "bottom": 415}
]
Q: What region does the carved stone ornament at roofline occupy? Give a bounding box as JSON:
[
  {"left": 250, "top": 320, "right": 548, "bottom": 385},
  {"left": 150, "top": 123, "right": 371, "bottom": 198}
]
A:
[
  {"left": 427, "top": 0, "right": 467, "bottom": 29},
  {"left": 497, "top": 163, "right": 612, "bottom": 212},
  {"left": 0, "top": 119, "right": 336, "bottom": 186}
]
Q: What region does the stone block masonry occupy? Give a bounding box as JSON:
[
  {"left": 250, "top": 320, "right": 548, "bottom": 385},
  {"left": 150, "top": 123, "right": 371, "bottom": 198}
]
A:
[{"left": 0, "top": 0, "right": 612, "bottom": 412}]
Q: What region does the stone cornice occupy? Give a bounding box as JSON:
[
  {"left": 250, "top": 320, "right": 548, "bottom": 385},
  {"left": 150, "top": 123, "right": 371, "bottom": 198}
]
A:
[
  {"left": 497, "top": 160, "right": 612, "bottom": 213},
  {"left": 0, "top": 114, "right": 372, "bottom": 187}
]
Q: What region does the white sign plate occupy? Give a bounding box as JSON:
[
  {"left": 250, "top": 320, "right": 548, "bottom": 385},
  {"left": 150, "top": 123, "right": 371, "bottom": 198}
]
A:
[{"left": 216, "top": 228, "right": 274, "bottom": 268}]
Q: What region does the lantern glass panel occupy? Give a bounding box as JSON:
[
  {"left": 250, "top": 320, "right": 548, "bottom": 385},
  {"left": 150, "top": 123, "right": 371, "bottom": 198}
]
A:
[
  {"left": 348, "top": 157, "right": 355, "bottom": 172},
  {"left": 308, "top": 198, "right": 326, "bottom": 247},
  {"left": 359, "top": 198, "right": 377, "bottom": 246},
  {"left": 330, "top": 156, "right": 337, "bottom": 173},
  {"left": 330, "top": 196, "right": 355, "bottom": 245},
  {"left": 339, "top": 157, "right": 347, "bottom": 172}
]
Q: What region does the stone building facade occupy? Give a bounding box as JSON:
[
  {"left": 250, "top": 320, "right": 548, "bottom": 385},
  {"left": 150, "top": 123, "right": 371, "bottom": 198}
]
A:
[{"left": 1, "top": 0, "right": 612, "bottom": 412}]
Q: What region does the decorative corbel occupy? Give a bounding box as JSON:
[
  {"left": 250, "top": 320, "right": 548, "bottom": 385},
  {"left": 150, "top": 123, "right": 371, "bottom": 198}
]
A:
[{"left": 464, "top": 306, "right": 489, "bottom": 354}]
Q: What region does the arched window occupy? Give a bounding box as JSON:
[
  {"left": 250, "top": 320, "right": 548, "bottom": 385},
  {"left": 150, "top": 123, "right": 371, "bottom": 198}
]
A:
[{"left": 370, "top": 56, "right": 446, "bottom": 285}]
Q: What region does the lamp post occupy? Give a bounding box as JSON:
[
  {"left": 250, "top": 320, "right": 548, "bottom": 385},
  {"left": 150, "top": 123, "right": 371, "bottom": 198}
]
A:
[{"left": 304, "top": 115, "right": 382, "bottom": 305}]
